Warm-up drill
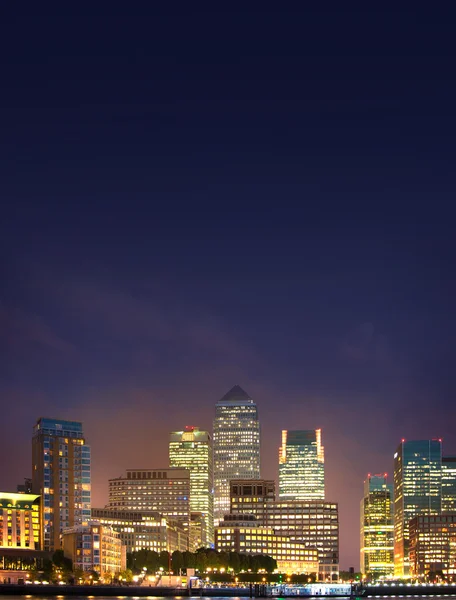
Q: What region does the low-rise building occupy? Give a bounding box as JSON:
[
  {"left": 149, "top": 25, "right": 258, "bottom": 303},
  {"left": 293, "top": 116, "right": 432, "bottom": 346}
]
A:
[
  {"left": 0, "top": 492, "right": 49, "bottom": 582},
  {"left": 63, "top": 522, "right": 124, "bottom": 580},
  {"left": 107, "top": 468, "right": 190, "bottom": 547},
  {"left": 91, "top": 508, "right": 188, "bottom": 553},
  {"left": 215, "top": 515, "right": 319, "bottom": 575},
  {"left": 0, "top": 492, "right": 41, "bottom": 550}
]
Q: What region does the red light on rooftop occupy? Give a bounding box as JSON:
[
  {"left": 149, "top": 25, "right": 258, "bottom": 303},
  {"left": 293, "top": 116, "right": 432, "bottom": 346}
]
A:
[
  {"left": 185, "top": 425, "right": 196, "bottom": 431},
  {"left": 401, "top": 438, "right": 405, "bottom": 443},
  {"left": 384, "top": 473, "right": 388, "bottom": 477}
]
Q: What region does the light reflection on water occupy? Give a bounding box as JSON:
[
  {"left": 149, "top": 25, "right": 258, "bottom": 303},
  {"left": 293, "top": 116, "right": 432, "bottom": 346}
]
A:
[
  {"left": 3, "top": 597, "right": 456, "bottom": 600},
  {"left": 2, "top": 597, "right": 456, "bottom": 600}
]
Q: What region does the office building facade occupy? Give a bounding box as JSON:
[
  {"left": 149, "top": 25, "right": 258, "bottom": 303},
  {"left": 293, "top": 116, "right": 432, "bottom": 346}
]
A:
[
  {"left": 442, "top": 456, "right": 456, "bottom": 514},
  {"left": 229, "top": 481, "right": 338, "bottom": 581},
  {"left": 169, "top": 426, "right": 214, "bottom": 548},
  {"left": 409, "top": 514, "right": 456, "bottom": 577},
  {"left": 215, "top": 515, "right": 319, "bottom": 574},
  {"left": 32, "top": 418, "right": 91, "bottom": 552},
  {"left": 91, "top": 508, "right": 188, "bottom": 553},
  {"left": 213, "top": 385, "right": 260, "bottom": 525},
  {"left": 62, "top": 522, "right": 124, "bottom": 579},
  {"left": 107, "top": 468, "right": 190, "bottom": 548},
  {"left": 0, "top": 492, "right": 41, "bottom": 550},
  {"left": 393, "top": 439, "right": 442, "bottom": 577},
  {"left": 360, "top": 474, "right": 394, "bottom": 578},
  {"left": 279, "top": 430, "right": 325, "bottom": 500}
]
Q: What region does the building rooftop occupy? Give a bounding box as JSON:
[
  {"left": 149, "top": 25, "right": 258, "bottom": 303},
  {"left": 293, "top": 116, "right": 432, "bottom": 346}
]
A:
[{"left": 218, "top": 385, "right": 253, "bottom": 404}]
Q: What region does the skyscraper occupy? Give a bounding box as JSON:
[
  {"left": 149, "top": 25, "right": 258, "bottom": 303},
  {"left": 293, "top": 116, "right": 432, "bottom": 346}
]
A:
[
  {"left": 442, "top": 456, "right": 456, "bottom": 513},
  {"left": 360, "top": 474, "right": 394, "bottom": 578},
  {"left": 213, "top": 385, "right": 260, "bottom": 525},
  {"left": 279, "top": 429, "right": 325, "bottom": 500},
  {"left": 169, "top": 426, "right": 214, "bottom": 548},
  {"left": 393, "top": 439, "right": 442, "bottom": 577},
  {"left": 32, "top": 418, "right": 91, "bottom": 552}
]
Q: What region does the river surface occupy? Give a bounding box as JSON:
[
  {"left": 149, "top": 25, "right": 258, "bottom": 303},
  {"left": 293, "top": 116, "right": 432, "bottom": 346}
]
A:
[{"left": 2, "top": 596, "right": 456, "bottom": 600}]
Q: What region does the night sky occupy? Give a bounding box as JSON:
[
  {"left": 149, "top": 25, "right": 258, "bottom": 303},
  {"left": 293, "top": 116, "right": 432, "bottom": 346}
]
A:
[{"left": 1, "top": 5, "right": 456, "bottom": 569}]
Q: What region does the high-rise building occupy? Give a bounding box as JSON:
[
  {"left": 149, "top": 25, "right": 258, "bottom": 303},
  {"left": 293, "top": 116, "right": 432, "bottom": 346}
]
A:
[
  {"left": 213, "top": 385, "right": 260, "bottom": 525},
  {"left": 279, "top": 429, "right": 325, "bottom": 500},
  {"left": 107, "top": 468, "right": 190, "bottom": 547},
  {"left": 32, "top": 418, "right": 91, "bottom": 552},
  {"left": 442, "top": 456, "right": 456, "bottom": 513},
  {"left": 393, "top": 439, "right": 442, "bottom": 577},
  {"left": 229, "top": 480, "right": 339, "bottom": 581},
  {"left": 169, "top": 426, "right": 213, "bottom": 548},
  {"left": 360, "top": 474, "right": 394, "bottom": 578}
]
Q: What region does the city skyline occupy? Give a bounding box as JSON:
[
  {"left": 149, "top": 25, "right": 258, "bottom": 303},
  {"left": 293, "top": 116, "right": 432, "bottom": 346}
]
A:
[
  {"left": 4, "top": 402, "right": 456, "bottom": 573},
  {"left": 2, "top": 402, "right": 456, "bottom": 570}
]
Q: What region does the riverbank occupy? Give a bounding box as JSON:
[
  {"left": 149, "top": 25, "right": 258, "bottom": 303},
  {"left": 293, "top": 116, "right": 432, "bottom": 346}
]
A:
[{"left": 0, "top": 584, "right": 250, "bottom": 597}]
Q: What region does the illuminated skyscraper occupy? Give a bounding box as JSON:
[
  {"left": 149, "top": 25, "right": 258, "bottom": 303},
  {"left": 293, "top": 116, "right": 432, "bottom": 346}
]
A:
[
  {"left": 360, "top": 474, "right": 394, "bottom": 578},
  {"left": 32, "top": 418, "right": 91, "bottom": 552},
  {"left": 393, "top": 439, "right": 442, "bottom": 577},
  {"left": 169, "top": 426, "right": 214, "bottom": 548},
  {"left": 279, "top": 429, "right": 325, "bottom": 500},
  {"left": 213, "top": 385, "right": 260, "bottom": 525},
  {"left": 442, "top": 456, "right": 456, "bottom": 513}
]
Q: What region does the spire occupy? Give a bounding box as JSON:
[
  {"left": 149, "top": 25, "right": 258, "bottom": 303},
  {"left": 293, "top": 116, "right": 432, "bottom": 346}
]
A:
[{"left": 219, "top": 385, "right": 252, "bottom": 403}]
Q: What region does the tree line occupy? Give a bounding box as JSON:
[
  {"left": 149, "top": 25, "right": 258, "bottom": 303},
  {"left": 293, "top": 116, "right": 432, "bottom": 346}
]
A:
[{"left": 128, "top": 548, "right": 277, "bottom": 575}]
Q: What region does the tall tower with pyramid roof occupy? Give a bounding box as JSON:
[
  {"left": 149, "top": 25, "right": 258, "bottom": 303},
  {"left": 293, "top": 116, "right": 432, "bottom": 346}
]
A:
[{"left": 213, "top": 385, "right": 260, "bottom": 525}]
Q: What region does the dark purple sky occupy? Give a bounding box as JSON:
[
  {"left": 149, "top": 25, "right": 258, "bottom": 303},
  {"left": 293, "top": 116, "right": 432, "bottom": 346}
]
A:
[{"left": 1, "top": 5, "right": 456, "bottom": 569}]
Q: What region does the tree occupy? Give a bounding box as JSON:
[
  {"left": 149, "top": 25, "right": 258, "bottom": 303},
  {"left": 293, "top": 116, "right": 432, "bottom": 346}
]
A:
[
  {"left": 146, "top": 551, "right": 160, "bottom": 573},
  {"left": 172, "top": 551, "right": 183, "bottom": 574},
  {"left": 229, "top": 552, "right": 240, "bottom": 574},
  {"left": 159, "top": 550, "right": 170, "bottom": 570},
  {"left": 120, "top": 569, "right": 133, "bottom": 583},
  {"left": 52, "top": 549, "right": 73, "bottom": 579},
  {"left": 195, "top": 551, "right": 207, "bottom": 573},
  {"left": 183, "top": 550, "right": 194, "bottom": 569},
  {"left": 206, "top": 549, "right": 219, "bottom": 568}
]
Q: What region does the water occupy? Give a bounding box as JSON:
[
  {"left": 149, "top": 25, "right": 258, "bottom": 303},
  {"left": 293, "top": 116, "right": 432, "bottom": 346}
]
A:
[{"left": 2, "top": 597, "right": 456, "bottom": 600}]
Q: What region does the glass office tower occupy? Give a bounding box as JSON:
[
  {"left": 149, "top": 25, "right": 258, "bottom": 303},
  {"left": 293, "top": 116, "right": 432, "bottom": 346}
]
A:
[
  {"left": 360, "top": 474, "right": 394, "bottom": 578},
  {"left": 169, "top": 426, "right": 214, "bottom": 548},
  {"left": 32, "top": 418, "right": 91, "bottom": 552},
  {"left": 279, "top": 429, "right": 325, "bottom": 500},
  {"left": 213, "top": 385, "right": 260, "bottom": 526},
  {"left": 393, "top": 439, "right": 442, "bottom": 577},
  {"left": 442, "top": 456, "right": 456, "bottom": 513}
]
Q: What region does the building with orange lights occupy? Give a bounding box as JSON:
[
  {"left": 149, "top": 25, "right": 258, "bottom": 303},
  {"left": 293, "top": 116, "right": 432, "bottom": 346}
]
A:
[{"left": 279, "top": 430, "right": 324, "bottom": 501}]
